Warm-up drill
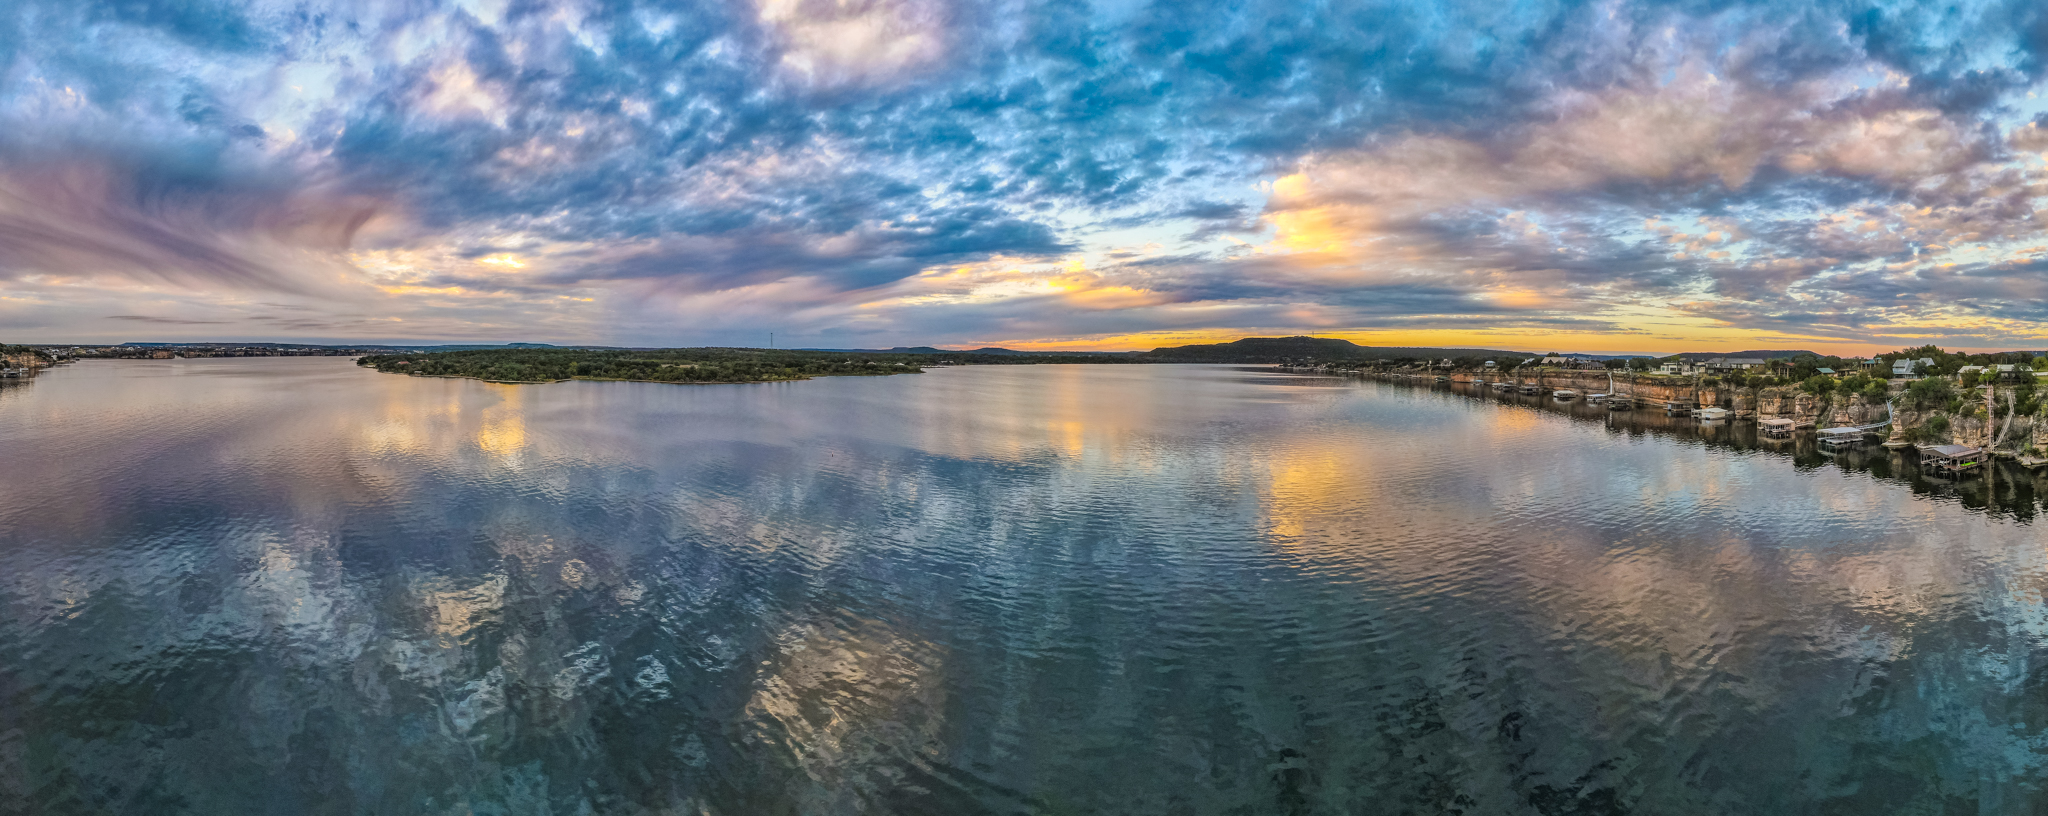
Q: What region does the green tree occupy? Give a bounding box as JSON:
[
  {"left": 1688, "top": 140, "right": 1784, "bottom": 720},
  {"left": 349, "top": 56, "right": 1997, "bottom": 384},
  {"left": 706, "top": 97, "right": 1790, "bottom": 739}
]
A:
[{"left": 1904, "top": 377, "right": 1955, "bottom": 411}]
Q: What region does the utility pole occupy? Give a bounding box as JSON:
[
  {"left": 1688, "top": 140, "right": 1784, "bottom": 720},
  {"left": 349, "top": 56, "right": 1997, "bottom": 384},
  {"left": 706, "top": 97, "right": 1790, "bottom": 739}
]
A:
[{"left": 769, "top": 332, "right": 774, "bottom": 349}]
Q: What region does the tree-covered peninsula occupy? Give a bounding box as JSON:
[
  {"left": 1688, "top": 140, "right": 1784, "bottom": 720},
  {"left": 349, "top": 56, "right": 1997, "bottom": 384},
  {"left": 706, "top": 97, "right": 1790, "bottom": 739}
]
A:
[{"left": 356, "top": 348, "right": 944, "bottom": 383}]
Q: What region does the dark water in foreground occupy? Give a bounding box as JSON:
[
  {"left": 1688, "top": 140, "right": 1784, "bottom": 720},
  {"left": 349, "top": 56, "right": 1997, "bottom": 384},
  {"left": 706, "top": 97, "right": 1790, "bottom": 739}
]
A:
[{"left": 5, "top": 359, "right": 2048, "bottom": 815}]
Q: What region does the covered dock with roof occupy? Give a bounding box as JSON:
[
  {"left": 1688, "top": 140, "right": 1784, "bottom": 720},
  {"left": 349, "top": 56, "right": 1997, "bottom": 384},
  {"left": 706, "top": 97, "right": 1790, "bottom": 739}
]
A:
[
  {"left": 1921, "top": 444, "right": 1986, "bottom": 477},
  {"left": 1817, "top": 427, "right": 1867, "bottom": 450}
]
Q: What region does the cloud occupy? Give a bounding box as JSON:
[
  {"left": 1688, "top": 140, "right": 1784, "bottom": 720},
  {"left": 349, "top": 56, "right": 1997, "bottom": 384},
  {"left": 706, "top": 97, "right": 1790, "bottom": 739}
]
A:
[
  {"left": 756, "top": 0, "right": 952, "bottom": 87},
  {"left": 5, "top": 0, "right": 2048, "bottom": 350},
  {"left": 0, "top": 154, "right": 384, "bottom": 298},
  {"left": 107, "top": 315, "right": 230, "bottom": 325}
]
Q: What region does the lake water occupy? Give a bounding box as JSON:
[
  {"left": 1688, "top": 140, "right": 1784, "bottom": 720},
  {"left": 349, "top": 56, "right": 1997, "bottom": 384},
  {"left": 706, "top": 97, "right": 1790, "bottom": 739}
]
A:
[{"left": 4, "top": 358, "right": 2048, "bottom": 815}]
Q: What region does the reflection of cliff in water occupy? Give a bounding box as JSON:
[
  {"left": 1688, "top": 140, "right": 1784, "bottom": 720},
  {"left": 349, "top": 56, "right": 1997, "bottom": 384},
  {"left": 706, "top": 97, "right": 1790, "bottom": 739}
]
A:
[{"left": 1334, "top": 375, "right": 2048, "bottom": 523}]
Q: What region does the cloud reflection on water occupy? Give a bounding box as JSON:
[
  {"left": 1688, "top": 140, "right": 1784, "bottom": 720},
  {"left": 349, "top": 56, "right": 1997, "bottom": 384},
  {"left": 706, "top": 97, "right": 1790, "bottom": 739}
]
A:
[{"left": 4, "top": 361, "right": 2048, "bottom": 812}]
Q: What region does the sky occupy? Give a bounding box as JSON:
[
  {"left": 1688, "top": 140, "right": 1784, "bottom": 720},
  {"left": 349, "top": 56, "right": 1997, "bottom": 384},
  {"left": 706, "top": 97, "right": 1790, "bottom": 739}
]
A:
[{"left": 4, "top": 0, "right": 2048, "bottom": 353}]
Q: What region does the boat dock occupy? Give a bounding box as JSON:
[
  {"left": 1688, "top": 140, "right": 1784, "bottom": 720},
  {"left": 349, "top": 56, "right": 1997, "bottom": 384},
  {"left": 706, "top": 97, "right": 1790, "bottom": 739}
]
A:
[
  {"left": 1922, "top": 444, "right": 1987, "bottom": 477},
  {"left": 1817, "top": 427, "right": 1867, "bottom": 450}
]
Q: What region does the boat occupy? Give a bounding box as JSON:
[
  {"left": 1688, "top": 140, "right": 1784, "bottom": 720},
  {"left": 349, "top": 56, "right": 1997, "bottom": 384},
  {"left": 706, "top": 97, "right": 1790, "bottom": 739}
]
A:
[
  {"left": 1552, "top": 389, "right": 1578, "bottom": 400},
  {"left": 1695, "top": 407, "right": 1731, "bottom": 421},
  {"left": 1519, "top": 384, "right": 1542, "bottom": 394},
  {"left": 1586, "top": 392, "right": 1609, "bottom": 403}
]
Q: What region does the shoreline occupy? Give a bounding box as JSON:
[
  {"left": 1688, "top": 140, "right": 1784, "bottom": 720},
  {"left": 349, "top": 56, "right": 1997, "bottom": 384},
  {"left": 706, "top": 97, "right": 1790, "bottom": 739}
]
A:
[{"left": 386, "top": 370, "right": 916, "bottom": 386}]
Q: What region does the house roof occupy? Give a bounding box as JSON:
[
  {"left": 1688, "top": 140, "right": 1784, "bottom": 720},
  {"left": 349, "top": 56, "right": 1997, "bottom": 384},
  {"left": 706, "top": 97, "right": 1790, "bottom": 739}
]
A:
[
  {"left": 1760, "top": 418, "right": 1796, "bottom": 427},
  {"left": 1926, "top": 444, "right": 1980, "bottom": 457},
  {"left": 1816, "top": 368, "right": 1835, "bottom": 374}
]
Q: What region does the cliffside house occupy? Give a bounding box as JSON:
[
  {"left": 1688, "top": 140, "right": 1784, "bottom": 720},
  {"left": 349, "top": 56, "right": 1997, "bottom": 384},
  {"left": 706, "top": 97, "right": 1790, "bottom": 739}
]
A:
[
  {"left": 1892, "top": 358, "right": 1937, "bottom": 378},
  {"left": 1538, "top": 355, "right": 1599, "bottom": 369},
  {"left": 1996, "top": 364, "right": 2034, "bottom": 382},
  {"left": 1706, "top": 357, "right": 1766, "bottom": 372}
]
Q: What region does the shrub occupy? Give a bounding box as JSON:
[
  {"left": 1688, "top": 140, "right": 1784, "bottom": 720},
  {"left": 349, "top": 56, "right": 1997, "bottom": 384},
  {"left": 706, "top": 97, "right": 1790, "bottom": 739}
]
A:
[{"left": 1905, "top": 377, "right": 1956, "bottom": 410}]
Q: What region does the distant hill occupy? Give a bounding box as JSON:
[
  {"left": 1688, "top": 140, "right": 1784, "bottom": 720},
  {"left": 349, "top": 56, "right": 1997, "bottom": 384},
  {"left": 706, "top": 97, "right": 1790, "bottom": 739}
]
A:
[
  {"left": 1672, "top": 349, "right": 1822, "bottom": 361},
  {"left": 806, "top": 346, "right": 1128, "bottom": 356},
  {"left": 1137, "top": 336, "right": 1536, "bottom": 363}
]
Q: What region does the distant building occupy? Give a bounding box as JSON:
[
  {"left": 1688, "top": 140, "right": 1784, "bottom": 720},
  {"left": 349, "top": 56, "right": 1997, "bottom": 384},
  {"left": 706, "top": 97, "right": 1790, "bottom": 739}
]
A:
[
  {"left": 1705, "top": 358, "right": 1765, "bottom": 372},
  {"left": 1815, "top": 368, "right": 1836, "bottom": 375}
]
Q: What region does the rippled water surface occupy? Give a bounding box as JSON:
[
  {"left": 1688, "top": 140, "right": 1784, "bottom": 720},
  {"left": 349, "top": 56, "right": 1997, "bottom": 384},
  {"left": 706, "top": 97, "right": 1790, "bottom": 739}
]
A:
[{"left": 8, "top": 359, "right": 2048, "bottom": 815}]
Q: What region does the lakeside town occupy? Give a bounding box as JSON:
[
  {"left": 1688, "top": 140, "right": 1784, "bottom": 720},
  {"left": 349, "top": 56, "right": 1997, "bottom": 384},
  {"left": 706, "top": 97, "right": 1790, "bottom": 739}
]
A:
[
  {"left": 1282, "top": 346, "right": 2048, "bottom": 473},
  {"left": 2, "top": 343, "right": 403, "bottom": 382}
]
